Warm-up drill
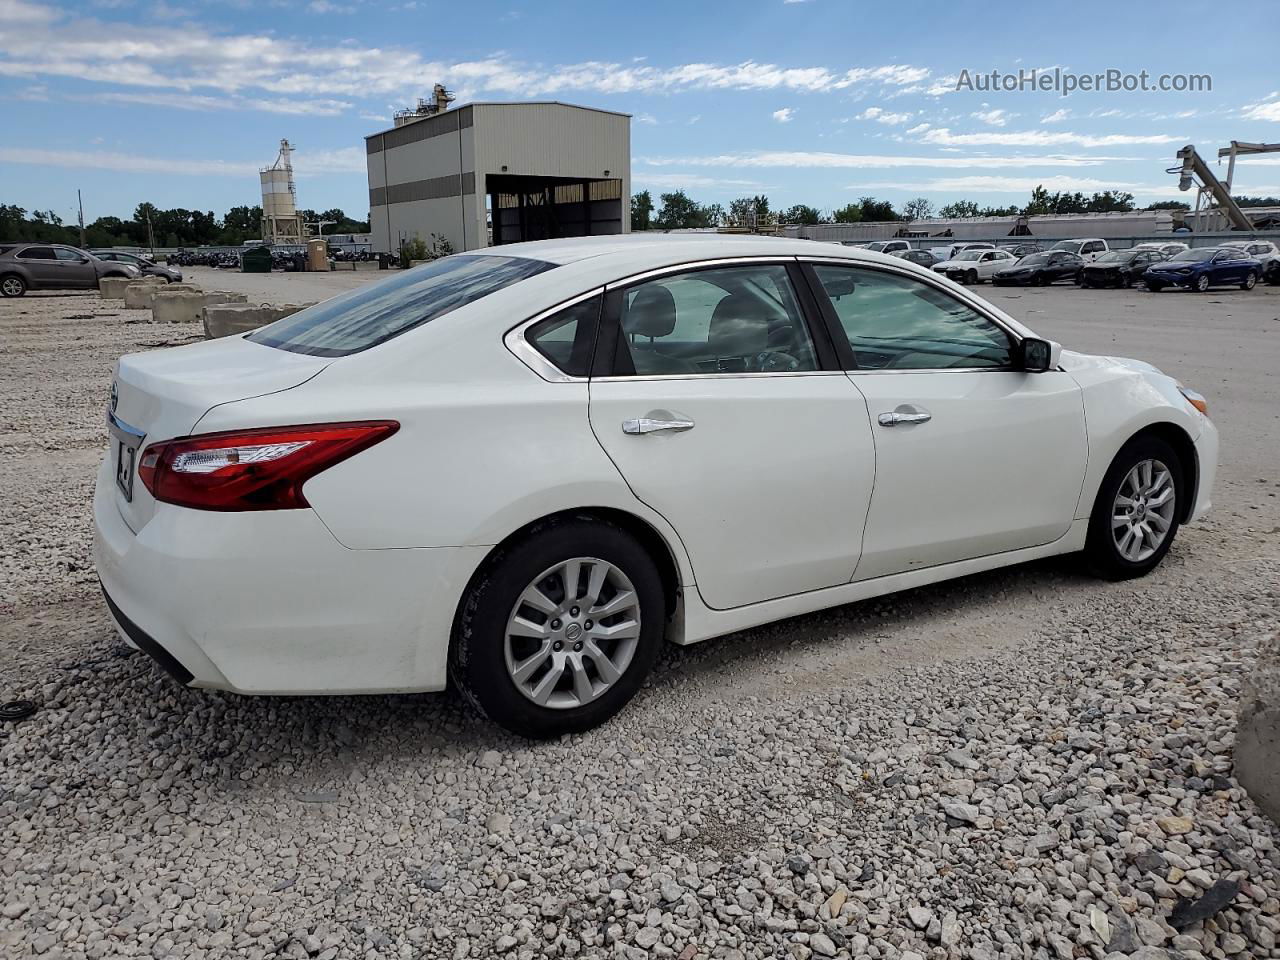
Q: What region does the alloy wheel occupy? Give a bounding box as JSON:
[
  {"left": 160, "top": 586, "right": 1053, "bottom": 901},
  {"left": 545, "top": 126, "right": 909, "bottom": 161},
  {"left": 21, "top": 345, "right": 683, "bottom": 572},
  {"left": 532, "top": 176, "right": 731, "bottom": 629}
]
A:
[
  {"left": 1195, "top": 275, "right": 1210, "bottom": 292},
  {"left": 1, "top": 277, "right": 23, "bottom": 297},
  {"left": 1111, "top": 459, "right": 1176, "bottom": 563},
  {"left": 503, "top": 557, "right": 641, "bottom": 709}
]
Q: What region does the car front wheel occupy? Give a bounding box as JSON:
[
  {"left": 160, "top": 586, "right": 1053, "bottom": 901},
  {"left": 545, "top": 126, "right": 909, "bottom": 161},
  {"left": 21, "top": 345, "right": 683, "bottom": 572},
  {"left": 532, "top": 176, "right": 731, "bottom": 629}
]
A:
[
  {"left": 1242, "top": 271, "right": 1257, "bottom": 290},
  {"left": 1145, "top": 280, "right": 1164, "bottom": 292},
  {"left": 1, "top": 274, "right": 26, "bottom": 298},
  {"left": 1084, "top": 436, "right": 1183, "bottom": 580},
  {"left": 451, "top": 516, "right": 666, "bottom": 737},
  {"left": 1194, "top": 274, "right": 1210, "bottom": 292}
]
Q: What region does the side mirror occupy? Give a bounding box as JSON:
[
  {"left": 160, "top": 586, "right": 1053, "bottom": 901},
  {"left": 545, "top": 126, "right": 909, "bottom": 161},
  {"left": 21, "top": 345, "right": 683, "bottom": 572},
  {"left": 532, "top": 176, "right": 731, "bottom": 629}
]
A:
[{"left": 1020, "top": 337, "right": 1061, "bottom": 373}]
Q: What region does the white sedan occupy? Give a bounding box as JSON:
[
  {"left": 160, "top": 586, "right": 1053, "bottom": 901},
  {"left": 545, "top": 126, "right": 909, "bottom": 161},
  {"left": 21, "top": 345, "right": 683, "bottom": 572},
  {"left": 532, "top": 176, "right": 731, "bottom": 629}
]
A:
[
  {"left": 931, "top": 248, "right": 1018, "bottom": 284},
  {"left": 95, "top": 236, "right": 1218, "bottom": 736}
]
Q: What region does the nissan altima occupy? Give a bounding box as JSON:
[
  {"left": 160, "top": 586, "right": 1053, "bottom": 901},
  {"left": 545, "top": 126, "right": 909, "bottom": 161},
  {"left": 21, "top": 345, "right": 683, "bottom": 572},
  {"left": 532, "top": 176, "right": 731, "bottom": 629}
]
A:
[{"left": 95, "top": 236, "right": 1218, "bottom": 736}]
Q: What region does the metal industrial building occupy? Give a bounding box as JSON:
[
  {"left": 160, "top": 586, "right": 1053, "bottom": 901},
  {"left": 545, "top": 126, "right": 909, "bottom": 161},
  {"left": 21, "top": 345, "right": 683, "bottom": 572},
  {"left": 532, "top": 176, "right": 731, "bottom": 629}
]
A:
[{"left": 365, "top": 96, "right": 631, "bottom": 255}]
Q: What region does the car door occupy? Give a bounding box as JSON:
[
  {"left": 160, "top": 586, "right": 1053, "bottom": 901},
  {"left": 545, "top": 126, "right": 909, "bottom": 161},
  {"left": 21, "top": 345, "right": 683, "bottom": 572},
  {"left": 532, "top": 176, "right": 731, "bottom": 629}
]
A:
[
  {"left": 15, "top": 245, "right": 59, "bottom": 285},
  {"left": 587, "top": 260, "right": 876, "bottom": 610},
  {"left": 54, "top": 247, "right": 98, "bottom": 288},
  {"left": 804, "top": 261, "right": 1088, "bottom": 581}
]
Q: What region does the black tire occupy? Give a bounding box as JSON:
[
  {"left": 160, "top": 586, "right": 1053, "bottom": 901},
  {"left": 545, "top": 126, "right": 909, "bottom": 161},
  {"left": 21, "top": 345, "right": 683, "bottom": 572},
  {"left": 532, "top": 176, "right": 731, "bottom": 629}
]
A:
[
  {"left": 1145, "top": 281, "right": 1163, "bottom": 292},
  {"left": 0, "top": 274, "right": 26, "bottom": 298},
  {"left": 1121, "top": 274, "right": 1133, "bottom": 289},
  {"left": 1241, "top": 271, "right": 1257, "bottom": 291},
  {"left": 1084, "top": 435, "right": 1184, "bottom": 581},
  {"left": 1075, "top": 271, "right": 1085, "bottom": 286},
  {"left": 450, "top": 516, "right": 666, "bottom": 737},
  {"left": 1194, "top": 274, "right": 1210, "bottom": 292},
  {"left": 1265, "top": 263, "right": 1280, "bottom": 286},
  {"left": 1034, "top": 273, "right": 1048, "bottom": 286},
  {"left": 965, "top": 269, "right": 978, "bottom": 285}
]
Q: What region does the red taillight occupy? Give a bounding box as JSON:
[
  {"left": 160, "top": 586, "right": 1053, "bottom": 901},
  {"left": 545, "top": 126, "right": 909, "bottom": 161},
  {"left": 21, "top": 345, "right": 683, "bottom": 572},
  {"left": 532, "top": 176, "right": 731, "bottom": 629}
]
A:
[{"left": 139, "top": 421, "right": 399, "bottom": 511}]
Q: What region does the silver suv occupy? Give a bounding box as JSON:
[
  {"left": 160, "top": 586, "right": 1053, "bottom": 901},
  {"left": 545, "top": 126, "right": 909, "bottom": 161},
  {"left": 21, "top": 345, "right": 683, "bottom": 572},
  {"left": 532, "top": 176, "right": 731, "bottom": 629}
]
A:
[{"left": 0, "top": 243, "right": 139, "bottom": 297}]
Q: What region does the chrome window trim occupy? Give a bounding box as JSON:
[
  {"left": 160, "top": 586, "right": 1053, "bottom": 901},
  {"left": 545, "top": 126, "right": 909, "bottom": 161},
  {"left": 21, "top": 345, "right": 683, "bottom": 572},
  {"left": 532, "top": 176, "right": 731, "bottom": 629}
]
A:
[
  {"left": 798, "top": 255, "right": 1027, "bottom": 374},
  {"left": 591, "top": 370, "right": 847, "bottom": 383},
  {"left": 603, "top": 255, "right": 800, "bottom": 290},
  {"left": 503, "top": 286, "right": 605, "bottom": 383}
]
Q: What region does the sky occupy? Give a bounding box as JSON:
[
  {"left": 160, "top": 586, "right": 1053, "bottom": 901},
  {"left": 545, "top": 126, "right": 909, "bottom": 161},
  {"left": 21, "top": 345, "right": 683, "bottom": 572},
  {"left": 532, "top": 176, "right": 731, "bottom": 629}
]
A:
[{"left": 3, "top": 0, "right": 1280, "bottom": 225}]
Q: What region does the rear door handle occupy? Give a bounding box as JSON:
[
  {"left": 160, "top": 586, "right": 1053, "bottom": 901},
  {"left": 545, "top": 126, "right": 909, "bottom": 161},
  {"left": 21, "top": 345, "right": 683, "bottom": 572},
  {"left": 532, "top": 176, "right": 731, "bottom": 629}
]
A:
[
  {"left": 622, "top": 417, "right": 695, "bottom": 435},
  {"left": 877, "top": 410, "right": 931, "bottom": 427}
]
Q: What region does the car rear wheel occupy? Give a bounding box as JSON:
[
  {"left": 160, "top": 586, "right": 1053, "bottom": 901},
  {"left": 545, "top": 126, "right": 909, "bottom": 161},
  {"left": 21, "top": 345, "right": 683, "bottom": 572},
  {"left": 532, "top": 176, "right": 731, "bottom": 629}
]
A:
[
  {"left": 1242, "top": 271, "right": 1257, "bottom": 290},
  {"left": 965, "top": 269, "right": 978, "bottom": 285},
  {"left": 451, "top": 516, "right": 665, "bottom": 737},
  {"left": 1194, "top": 274, "right": 1210, "bottom": 292},
  {"left": 1084, "top": 436, "right": 1183, "bottom": 580},
  {"left": 1, "top": 274, "right": 26, "bottom": 298},
  {"left": 1121, "top": 274, "right": 1133, "bottom": 288}
]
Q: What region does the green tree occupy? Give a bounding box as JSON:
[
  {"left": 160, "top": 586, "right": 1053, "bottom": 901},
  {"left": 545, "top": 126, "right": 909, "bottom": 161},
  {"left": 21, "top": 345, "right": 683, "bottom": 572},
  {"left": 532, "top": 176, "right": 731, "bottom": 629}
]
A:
[
  {"left": 831, "top": 203, "right": 863, "bottom": 223},
  {"left": 902, "top": 197, "right": 933, "bottom": 221},
  {"left": 857, "top": 197, "right": 898, "bottom": 221},
  {"left": 654, "top": 190, "right": 718, "bottom": 229},
  {"left": 938, "top": 200, "right": 980, "bottom": 218},
  {"left": 630, "top": 191, "right": 654, "bottom": 231},
  {"left": 1145, "top": 200, "right": 1191, "bottom": 211},
  {"left": 780, "top": 204, "right": 822, "bottom": 225},
  {"left": 1086, "top": 191, "right": 1135, "bottom": 213}
]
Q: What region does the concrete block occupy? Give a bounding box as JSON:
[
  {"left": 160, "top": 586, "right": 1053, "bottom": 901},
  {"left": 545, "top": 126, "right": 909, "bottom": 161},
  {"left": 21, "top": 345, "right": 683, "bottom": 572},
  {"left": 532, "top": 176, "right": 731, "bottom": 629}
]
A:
[
  {"left": 152, "top": 290, "right": 248, "bottom": 324},
  {"left": 1238, "top": 632, "right": 1280, "bottom": 825},
  {"left": 123, "top": 280, "right": 199, "bottom": 309},
  {"left": 202, "top": 302, "right": 313, "bottom": 339},
  {"left": 98, "top": 276, "right": 134, "bottom": 299}
]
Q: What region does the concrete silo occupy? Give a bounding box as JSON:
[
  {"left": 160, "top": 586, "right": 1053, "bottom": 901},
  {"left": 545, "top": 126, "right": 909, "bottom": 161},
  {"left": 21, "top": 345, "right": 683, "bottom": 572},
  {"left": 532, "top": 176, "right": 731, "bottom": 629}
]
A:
[{"left": 260, "top": 139, "right": 307, "bottom": 244}]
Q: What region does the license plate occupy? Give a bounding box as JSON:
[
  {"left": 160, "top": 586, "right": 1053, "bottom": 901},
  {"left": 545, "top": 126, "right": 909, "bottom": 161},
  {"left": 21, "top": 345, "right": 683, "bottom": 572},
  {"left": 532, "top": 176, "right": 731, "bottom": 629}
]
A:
[{"left": 115, "top": 439, "right": 137, "bottom": 501}]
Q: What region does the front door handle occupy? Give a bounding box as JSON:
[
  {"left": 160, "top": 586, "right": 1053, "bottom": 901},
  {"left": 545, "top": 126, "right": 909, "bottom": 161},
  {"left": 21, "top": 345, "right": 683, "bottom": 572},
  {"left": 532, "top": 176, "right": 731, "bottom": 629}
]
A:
[
  {"left": 877, "top": 410, "right": 931, "bottom": 427},
  {"left": 622, "top": 417, "right": 695, "bottom": 435}
]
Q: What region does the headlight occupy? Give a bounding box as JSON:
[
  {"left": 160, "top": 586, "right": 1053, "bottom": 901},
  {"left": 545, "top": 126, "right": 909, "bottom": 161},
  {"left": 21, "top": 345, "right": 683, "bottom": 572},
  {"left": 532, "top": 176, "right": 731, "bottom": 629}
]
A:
[{"left": 1176, "top": 383, "right": 1208, "bottom": 416}]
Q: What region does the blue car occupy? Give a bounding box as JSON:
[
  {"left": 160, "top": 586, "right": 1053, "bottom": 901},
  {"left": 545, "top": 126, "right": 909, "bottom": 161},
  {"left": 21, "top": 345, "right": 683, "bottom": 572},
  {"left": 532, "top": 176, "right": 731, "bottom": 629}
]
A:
[{"left": 1143, "top": 247, "right": 1262, "bottom": 292}]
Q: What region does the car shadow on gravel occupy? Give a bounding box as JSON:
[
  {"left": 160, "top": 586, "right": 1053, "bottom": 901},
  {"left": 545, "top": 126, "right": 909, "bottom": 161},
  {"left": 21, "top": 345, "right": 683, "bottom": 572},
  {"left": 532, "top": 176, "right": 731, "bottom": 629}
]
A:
[{"left": 7, "top": 551, "right": 1116, "bottom": 806}]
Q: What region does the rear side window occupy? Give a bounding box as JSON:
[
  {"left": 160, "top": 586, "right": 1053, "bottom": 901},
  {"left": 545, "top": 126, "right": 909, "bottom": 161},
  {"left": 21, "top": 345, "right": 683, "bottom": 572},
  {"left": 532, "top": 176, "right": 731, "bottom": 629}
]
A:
[
  {"left": 526, "top": 295, "right": 601, "bottom": 377},
  {"left": 249, "top": 254, "right": 556, "bottom": 357},
  {"left": 18, "top": 246, "right": 56, "bottom": 260}
]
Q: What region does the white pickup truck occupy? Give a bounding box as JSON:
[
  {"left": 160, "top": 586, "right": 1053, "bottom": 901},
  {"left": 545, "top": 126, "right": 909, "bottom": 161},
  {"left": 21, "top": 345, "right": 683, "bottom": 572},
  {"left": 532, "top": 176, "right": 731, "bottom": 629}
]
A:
[{"left": 1049, "top": 238, "right": 1109, "bottom": 262}]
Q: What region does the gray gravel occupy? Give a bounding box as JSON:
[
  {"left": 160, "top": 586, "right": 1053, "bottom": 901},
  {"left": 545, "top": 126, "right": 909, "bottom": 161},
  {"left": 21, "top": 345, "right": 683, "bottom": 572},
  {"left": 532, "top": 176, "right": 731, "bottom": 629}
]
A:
[{"left": 2, "top": 284, "right": 1279, "bottom": 959}]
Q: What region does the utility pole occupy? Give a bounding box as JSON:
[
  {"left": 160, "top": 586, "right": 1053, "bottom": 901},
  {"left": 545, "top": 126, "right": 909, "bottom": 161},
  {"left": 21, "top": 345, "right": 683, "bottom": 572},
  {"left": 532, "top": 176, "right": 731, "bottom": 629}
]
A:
[
  {"left": 146, "top": 210, "right": 156, "bottom": 257},
  {"left": 77, "top": 190, "right": 86, "bottom": 249}
]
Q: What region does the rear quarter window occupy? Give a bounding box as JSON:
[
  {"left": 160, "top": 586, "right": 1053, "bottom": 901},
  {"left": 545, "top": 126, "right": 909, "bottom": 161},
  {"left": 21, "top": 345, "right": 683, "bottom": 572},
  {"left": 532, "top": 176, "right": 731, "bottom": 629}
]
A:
[{"left": 248, "top": 254, "right": 556, "bottom": 357}]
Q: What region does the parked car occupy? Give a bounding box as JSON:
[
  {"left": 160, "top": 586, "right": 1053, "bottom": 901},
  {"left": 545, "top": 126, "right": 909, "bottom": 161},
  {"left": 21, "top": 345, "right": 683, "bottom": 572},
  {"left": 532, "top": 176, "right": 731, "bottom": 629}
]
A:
[
  {"left": 1143, "top": 247, "right": 1261, "bottom": 292},
  {"left": 1266, "top": 260, "right": 1280, "bottom": 286},
  {"left": 929, "top": 241, "right": 995, "bottom": 263},
  {"left": 999, "top": 242, "right": 1043, "bottom": 257},
  {"left": 90, "top": 249, "right": 182, "bottom": 283},
  {"left": 932, "top": 248, "right": 1018, "bottom": 284},
  {"left": 96, "top": 236, "right": 1218, "bottom": 736},
  {"left": 1049, "top": 238, "right": 1109, "bottom": 262},
  {"left": 991, "top": 250, "right": 1085, "bottom": 286},
  {"left": 893, "top": 248, "right": 942, "bottom": 268},
  {"left": 0, "top": 243, "right": 139, "bottom": 297},
  {"left": 1216, "top": 239, "right": 1280, "bottom": 274},
  {"left": 1134, "top": 242, "right": 1189, "bottom": 258},
  {"left": 1078, "top": 249, "right": 1169, "bottom": 288},
  {"left": 863, "top": 240, "right": 912, "bottom": 255}
]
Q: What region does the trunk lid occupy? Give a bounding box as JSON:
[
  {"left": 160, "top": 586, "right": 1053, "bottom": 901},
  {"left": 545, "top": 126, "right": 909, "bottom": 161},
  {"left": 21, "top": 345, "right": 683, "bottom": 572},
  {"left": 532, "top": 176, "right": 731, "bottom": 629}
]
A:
[{"left": 108, "top": 336, "right": 331, "bottom": 533}]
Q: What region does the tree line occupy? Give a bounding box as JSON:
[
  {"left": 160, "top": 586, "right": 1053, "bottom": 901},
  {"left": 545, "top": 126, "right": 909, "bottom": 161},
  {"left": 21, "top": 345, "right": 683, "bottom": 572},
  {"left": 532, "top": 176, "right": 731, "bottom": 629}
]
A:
[
  {"left": 0, "top": 203, "right": 371, "bottom": 249},
  {"left": 631, "top": 187, "right": 1280, "bottom": 230}
]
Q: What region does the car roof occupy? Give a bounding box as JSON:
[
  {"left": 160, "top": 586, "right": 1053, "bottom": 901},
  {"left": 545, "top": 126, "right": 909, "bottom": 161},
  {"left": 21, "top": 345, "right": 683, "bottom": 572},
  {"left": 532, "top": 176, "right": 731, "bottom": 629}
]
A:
[{"left": 478, "top": 233, "right": 924, "bottom": 273}]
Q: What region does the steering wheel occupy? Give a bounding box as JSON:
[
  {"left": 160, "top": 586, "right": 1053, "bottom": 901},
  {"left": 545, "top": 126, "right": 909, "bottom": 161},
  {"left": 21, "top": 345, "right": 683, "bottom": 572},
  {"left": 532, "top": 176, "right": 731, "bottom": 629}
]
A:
[{"left": 753, "top": 350, "right": 801, "bottom": 372}]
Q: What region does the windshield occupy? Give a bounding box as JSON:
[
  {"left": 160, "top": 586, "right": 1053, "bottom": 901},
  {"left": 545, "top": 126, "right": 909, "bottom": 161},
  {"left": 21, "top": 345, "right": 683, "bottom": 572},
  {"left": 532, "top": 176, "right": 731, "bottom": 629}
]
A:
[
  {"left": 953, "top": 250, "right": 983, "bottom": 261},
  {"left": 1095, "top": 252, "right": 1127, "bottom": 263},
  {"left": 249, "top": 254, "right": 556, "bottom": 357},
  {"left": 1170, "top": 249, "right": 1213, "bottom": 262},
  {"left": 865, "top": 241, "right": 889, "bottom": 251},
  {"left": 1018, "top": 254, "right": 1050, "bottom": 265},
  {"left": 1050, "top": 241, "right": 1081, "bottom": 252}
]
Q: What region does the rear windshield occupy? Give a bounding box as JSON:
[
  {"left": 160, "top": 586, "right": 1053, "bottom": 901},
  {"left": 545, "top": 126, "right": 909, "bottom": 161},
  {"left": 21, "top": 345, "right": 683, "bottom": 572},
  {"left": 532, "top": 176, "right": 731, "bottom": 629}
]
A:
[{"left": 249, "top": 254, "right": 555, "bottom": 357}]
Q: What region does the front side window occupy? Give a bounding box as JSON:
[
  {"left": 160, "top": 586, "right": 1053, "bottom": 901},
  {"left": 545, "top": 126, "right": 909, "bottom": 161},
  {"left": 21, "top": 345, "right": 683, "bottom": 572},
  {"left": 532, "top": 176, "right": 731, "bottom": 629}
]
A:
[
  {"left": 613, "top": 264, "right": 818, "bottom": 376},
  {"left": 55, "top": 248, "right": 86, "bottom": 262},
  {"left": 812, "top": 265, "right": 1013, "bottom": 371},
  {"left": 525, "top": 294, "right": 601, "bottom": 377},
  {"left": 249, "top": 254, "right": 555, "bottom": 357}
]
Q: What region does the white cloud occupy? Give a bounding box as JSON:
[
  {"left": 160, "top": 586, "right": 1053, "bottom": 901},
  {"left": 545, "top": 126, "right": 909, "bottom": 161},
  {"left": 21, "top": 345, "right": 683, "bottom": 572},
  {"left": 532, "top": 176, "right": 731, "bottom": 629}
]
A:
[
  {"left": 1040, "top": 109, "right": 1070, "bottom": 124},
  {"left": 0, "top": 4, "right": 933, "bottom": 101},
  {"left": 0, "top": 144, "right": 366, "bottom": 176},
  {"left": 917, "top": 127, "right": 1182, "bottom": 148},
  {"left": 633, "top": 172, "right": 764, "bottom": 190},
  {"left": 1242, "top": 95, "right": 1280, "bottom": 122},
  {"left": 859, "top": 106, "right": 912, "bottom": 125},
  {"left": 95, "top": 91, "right": 352, "bottom": 116},
  {"left": 854, "top": 175, "right": 1153, "bottom": 194},
  {"left": 635, "top": 112, "right": 658, "bottom": 125},
  {"left": 772, "top": 107, "right": 794, "bottom": 123},
  {"left": 638, "top": 151, "right": 1126, "bottom": 170},
  {"left": 971, "top": 108, "right": 1013, "bottom": 127},
  {"left": 904, "top": 122, "right": 930, "bottom": 135}
]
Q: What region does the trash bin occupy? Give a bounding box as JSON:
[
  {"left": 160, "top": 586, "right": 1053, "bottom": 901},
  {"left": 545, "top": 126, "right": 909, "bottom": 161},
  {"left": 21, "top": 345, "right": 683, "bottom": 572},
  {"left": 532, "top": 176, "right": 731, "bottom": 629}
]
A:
[{"left": 241, "top": 246, "right": 272, "bottom": 273}]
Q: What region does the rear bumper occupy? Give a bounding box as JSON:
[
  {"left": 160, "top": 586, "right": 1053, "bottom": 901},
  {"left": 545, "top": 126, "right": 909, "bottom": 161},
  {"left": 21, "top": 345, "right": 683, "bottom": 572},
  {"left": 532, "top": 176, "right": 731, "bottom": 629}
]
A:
[{"left": 93, "top": 457, "right": 488, "bottom": 695}]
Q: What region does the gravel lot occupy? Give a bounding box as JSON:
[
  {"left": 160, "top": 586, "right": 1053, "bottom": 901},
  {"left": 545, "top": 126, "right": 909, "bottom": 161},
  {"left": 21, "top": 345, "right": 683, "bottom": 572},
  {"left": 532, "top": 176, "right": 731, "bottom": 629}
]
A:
[{"left": 2, "top": 278, "right": 1278, "bottom": 960}]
